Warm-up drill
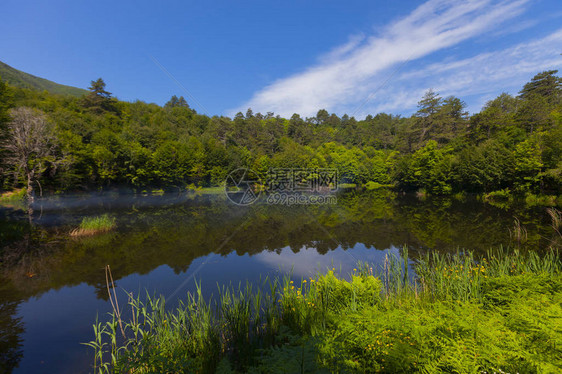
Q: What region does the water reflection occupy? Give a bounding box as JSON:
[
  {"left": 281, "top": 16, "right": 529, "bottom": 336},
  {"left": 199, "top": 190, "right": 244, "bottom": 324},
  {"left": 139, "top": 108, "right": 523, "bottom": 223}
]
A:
[
  {"left": 0, "top": 190, "right": 558, "bottom": 373},
  {"left": 0, "top": 300, "right": 23, "bottom": 374}
]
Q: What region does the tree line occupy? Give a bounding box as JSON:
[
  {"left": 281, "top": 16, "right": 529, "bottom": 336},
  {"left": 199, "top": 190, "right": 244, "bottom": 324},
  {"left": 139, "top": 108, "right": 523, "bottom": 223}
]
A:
[{"left": 0, "top": 71, "right": 561, "bottom": 200}]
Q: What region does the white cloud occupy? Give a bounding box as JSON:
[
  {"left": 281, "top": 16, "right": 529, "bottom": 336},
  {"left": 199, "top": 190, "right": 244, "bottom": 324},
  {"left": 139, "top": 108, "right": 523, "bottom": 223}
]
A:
[
  {"left": 371, "top": 28, "right": 562, "bottom": 115},
  {"left": 254, "top": 245, "right": 400, "bottom": 278},
  {"left": 232, "top": 0, "right": 554, "bottom": 118}
]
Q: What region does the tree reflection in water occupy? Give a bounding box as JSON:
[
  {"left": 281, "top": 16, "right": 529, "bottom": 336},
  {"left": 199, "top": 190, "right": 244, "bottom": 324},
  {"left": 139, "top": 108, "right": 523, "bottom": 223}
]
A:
[{"left": 0, "top": 190, "right": 559, "bottom": 372}]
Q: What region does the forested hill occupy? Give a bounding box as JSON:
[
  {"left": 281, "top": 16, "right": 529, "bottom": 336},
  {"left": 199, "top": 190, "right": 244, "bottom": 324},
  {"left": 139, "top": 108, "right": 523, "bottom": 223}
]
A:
[
  {"left": 0, "top": 60, "right": 87, "bottom": 97},
  {"left": 0, "top": 69, "right": 561, "bottom": 199}
]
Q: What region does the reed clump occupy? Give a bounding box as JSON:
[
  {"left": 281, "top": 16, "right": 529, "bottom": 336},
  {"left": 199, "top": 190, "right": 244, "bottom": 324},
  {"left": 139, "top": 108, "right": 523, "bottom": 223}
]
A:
[
  {"left": 86, "top": 247, "right": 562, "bottom": 373},
  {"left": 548, "top": 208, "right": 562, "bottom": 236},
  {"left": 509, "top": 217, "right": 528, "bottom": 244},
  {"left": 71, "top": 214, "right": 116, "bottom": 237}
]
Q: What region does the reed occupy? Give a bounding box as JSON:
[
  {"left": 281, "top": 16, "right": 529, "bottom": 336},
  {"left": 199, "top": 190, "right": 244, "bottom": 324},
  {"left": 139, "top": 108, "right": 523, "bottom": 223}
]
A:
[
  {"left": 70, "top": 214, "right": 116, "bottom": 236},
  {"left": 548, "top": 207, "right": 562, "bottom": 238},
  {"left": 509, "top": 217, "right": 527, "bottom": 244},
  {"left": 86, "top": 247, "right": 562, "bottom": 373}
]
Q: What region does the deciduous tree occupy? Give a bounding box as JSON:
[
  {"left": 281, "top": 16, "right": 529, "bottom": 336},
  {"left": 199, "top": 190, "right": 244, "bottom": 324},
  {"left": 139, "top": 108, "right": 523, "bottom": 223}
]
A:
[{"left": 1, "top": 107, "right": 58, "bottom": 201}]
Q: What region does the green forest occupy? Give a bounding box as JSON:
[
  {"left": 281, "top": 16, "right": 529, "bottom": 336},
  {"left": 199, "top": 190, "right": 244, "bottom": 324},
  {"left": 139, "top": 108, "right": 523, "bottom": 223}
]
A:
[{"left": 0, "top": 70, "right": 561, "bottom": 198}]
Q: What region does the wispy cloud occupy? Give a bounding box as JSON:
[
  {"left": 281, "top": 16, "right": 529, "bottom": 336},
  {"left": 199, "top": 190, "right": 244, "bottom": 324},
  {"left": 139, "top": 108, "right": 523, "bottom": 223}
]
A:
[
  {"left": 233, "top": 0, "right": 551, "bottom": 118},
  {"left": 373, "top": 28, "right": 562, "bottom": 115}
]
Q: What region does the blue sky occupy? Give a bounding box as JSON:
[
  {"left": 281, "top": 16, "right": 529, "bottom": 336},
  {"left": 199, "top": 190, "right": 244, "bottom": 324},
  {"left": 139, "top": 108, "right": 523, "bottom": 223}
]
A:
[{"left": 1, "top": 0, "right": 561, "bottom": 118}]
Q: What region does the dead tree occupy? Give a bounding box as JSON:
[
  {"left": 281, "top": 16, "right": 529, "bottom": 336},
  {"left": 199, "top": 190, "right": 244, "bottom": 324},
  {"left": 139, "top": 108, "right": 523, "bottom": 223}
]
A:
[{"left": 1, "top": 107, "right": 56, "bottom": 203}]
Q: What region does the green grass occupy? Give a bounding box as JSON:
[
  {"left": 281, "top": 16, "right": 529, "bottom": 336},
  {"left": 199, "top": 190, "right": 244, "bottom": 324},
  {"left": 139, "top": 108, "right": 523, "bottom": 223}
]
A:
[
  {"left": 338, "top": 183, "right": 357, "bottom": 189},
  {"left": 364, "top": 181, "right": 394, "bottom": 190},
  {"left": 0, "top": 188, "right": 26, "bottom": 203},
  {"left": 71, "top": 214, "right": 116, "bottom": 236},
  {"left": 0, "top": 60, "right": 87, "bottom": 97},
  {"left": 0, "top": 188, "right": 27, "bottom": 210},
  {"left": 86, "top": 248, "right": 562, "bottom": 373},
  {"left": 193, "top": 186, "right": 225, "bottom": 194}
]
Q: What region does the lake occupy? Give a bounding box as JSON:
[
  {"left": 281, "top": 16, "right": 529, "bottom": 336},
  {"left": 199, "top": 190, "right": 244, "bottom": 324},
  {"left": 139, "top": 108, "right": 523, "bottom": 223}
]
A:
[{"left": 0, "top": 189, "right": 557, "bottom": 373}]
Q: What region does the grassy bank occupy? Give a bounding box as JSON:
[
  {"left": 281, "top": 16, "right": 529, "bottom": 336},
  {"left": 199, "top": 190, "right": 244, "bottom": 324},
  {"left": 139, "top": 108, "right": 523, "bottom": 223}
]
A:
[
  {"left": 0, "top": 188, "right": 26, "bottom": 209},
  {"left": 87, "top": 248, "right": 561, "bottom": 373}
]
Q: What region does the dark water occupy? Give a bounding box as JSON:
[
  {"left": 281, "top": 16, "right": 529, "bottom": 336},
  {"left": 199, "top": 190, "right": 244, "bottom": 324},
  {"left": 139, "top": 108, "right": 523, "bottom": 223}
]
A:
[{"left": 0, "top": 190, "right": 558, "bottom": 373}]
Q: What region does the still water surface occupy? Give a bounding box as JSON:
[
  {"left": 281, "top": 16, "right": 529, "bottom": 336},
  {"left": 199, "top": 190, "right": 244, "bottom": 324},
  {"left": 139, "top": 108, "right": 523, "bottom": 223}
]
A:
[{"left": 0, "top": 190, "right": 557, "bottom": 373}]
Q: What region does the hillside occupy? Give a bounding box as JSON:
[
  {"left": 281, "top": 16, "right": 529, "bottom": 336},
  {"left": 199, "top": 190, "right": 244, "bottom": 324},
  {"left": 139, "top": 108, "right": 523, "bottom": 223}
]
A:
[
  {"left": 0, "top": 60, "right": 87, "bottom": 97},
  {"left": 0, "top": 69, "right": 560, "bottom": 198}
]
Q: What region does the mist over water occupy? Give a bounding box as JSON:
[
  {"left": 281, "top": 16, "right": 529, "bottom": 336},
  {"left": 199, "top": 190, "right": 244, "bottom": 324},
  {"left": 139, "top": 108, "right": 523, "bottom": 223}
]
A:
[{"left": 0, "top": 190, "right": 558, "bottom": 373}]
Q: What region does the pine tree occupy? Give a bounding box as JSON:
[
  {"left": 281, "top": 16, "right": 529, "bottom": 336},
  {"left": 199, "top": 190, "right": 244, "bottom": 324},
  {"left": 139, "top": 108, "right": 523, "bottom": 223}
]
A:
[
  {"left": 83, "top": 78, "right": 114, "bottom": 113},
  {"left": 416, "top": 89, "right": 442, "bottom": 117},
  {"left": 519, "top": 70, "right": 562, "bottom": 103}
]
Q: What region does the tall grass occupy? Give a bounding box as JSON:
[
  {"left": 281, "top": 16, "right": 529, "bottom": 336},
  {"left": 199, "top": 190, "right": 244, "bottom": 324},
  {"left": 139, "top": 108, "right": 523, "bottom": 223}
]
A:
[
  {"left": 86, "top": 280, "right": 283, "bottom": 373},
  {"left": 0, "top": 188, "right": 26, "bottom": 203},
  {"left": 86, "top": 248, "right": 562, "bottom": 373},
  {"left": 0, "top": 188, "right": 27, "bottom": 209},
  {"left": 415, "top": 246, "right": 560, "bottom": 302},
  {"left": 71, "top": 214, "right": 116, "bottom": 236},
  {"left": 509, "top": 217, "right": 527, "bottom": 244},
  {"left": 548, "top": 208, "right": 562, "bottom": 238}
]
